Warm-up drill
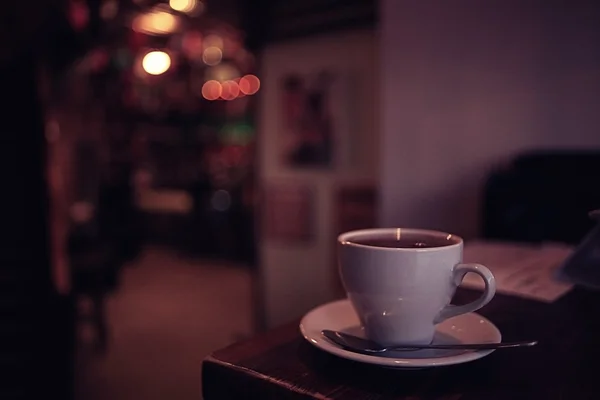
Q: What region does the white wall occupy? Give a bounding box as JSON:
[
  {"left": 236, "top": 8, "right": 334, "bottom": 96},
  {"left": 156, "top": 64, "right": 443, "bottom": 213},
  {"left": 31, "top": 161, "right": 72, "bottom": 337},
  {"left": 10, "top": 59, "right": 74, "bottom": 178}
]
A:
[
  {"left": 258, "top": 29, "right": 379, "bottom": 328},
  {"left": 379, "top": 0, "right": 600, "bottom": 238}
]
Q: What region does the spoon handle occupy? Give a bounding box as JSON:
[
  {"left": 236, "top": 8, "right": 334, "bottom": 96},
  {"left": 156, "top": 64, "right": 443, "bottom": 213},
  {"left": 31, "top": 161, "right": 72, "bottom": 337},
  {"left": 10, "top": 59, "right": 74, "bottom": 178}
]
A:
[{"left": 388, "top": 340, "right": 538, "bottom": 351}]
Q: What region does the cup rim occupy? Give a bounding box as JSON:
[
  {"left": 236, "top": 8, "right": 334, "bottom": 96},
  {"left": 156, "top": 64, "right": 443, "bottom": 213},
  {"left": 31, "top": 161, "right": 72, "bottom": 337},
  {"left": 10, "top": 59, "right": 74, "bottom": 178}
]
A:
[{"left": 338, "top": 228, "right": 463, "bottom": 252}]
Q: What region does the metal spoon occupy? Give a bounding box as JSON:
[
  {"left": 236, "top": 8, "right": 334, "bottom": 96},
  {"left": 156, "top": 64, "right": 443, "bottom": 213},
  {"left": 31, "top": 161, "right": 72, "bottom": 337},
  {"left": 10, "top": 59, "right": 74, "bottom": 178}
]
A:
[{"left": 322, "top": 330, "right": 538, "bottom": 353}]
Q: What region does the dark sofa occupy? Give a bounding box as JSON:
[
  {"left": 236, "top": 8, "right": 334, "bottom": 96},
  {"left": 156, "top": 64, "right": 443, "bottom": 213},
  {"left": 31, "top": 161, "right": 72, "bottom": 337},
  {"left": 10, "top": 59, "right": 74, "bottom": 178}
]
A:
[{"left": 481, "top": 150, "right": 600, "bottom": 245}]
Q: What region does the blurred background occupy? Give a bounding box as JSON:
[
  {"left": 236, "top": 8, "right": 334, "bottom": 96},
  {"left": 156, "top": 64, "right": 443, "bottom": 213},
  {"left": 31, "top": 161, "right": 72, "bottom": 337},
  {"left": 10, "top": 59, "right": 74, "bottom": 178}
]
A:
[{"left": 2, "top": 0, "right": 600, "bottom": 398}]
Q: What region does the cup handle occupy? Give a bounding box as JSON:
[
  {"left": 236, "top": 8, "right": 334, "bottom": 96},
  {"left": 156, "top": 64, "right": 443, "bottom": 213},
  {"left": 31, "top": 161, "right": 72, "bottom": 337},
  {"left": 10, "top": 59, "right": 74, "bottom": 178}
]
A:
[{"left": 434, "top": 263, "right": 496, "bottom": 324}]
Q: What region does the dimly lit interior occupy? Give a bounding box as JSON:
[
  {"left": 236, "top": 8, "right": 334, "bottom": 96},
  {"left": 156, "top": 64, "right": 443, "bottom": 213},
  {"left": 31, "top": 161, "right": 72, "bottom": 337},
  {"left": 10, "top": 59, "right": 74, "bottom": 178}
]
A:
[{"left": 2, "top": 0, "right": 600, "bottom": 399}]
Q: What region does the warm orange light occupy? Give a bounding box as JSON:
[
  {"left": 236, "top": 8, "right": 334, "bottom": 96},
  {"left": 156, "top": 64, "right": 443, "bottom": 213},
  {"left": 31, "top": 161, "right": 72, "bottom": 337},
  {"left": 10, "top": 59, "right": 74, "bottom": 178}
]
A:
[
  {"left": 202, "top": 80, "right": 222, "bottom": 100},
  {"left": 238, "top": 75, "right": 260, "bottom": 95},
  {"left": 142, "top": 51, "right": 171, "bottom": 75},
  {"left": 202, "top": 46, "right": 222, "bottom": 66},
  {"left": 169, "top": 0, "right": 198, "bottom": 14},
  {"left": 220, "top": 80, "right": 240, "bottom": 100},
  {"left": 133, "top": 7, "right": 179, "bottom": 35}
]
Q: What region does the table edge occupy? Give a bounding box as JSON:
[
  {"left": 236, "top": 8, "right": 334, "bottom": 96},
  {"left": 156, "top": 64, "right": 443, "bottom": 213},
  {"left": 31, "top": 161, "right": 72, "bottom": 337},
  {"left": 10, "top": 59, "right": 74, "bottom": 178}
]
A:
[{"left": 203, "top": 355, "right": 325, "bottom": 399}]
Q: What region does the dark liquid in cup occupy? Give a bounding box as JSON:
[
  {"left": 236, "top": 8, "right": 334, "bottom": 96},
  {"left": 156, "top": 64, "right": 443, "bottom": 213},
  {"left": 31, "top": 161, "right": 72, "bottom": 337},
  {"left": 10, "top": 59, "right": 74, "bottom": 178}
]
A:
[{"left": 349, "top": 236, "right": 454, "bottom": 249}]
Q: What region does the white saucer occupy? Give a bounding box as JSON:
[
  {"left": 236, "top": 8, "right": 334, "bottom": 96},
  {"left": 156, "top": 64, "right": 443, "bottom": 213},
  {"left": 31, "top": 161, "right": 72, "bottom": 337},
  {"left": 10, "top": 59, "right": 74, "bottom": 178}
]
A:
[{"left": 300, "top": 299, "right": 501, "bottom": 369}]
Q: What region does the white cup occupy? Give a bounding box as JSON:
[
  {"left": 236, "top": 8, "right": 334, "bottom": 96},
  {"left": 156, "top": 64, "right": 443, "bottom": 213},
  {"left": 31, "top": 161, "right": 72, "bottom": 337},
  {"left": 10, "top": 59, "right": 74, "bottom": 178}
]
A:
[{"left": 338, "top": 228, "right": 496, "bottom": 346}]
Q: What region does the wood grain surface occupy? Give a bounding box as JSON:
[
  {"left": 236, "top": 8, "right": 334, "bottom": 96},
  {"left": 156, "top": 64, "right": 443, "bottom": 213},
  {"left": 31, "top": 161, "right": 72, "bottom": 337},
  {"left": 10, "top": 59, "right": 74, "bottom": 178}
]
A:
[{"left": 203, "top": 288, "right": 600, "bottom": 399}]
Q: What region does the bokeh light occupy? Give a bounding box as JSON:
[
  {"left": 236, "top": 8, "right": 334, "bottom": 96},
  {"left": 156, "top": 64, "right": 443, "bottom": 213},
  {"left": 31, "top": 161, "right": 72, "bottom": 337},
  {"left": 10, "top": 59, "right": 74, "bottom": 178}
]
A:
[
  {"left": 202, "top": 47, "right": 223, "bottom": 66},
  {"left": 211, "top": 189, "right": 232, "bottom": 211},
  {"left": 69, "top": 0, "right": 89, "bottom": 30},
  {"left": 238, "top": 75, "right": 260, "bottom": 95},
  {"left": 142, "top": 51, "right": 171, "bottom": 75},
  {"left": 169, "top": 0, "right": 200, "bottom": 14},
  {"left": 220, "top": 81, "right": 240, "bottom": 101},
  {"left": 202, "top": 80, "right": 222, "bottom": 100},
  {"left": 133, "top": 7, "right": 179, "bottom": 35}
]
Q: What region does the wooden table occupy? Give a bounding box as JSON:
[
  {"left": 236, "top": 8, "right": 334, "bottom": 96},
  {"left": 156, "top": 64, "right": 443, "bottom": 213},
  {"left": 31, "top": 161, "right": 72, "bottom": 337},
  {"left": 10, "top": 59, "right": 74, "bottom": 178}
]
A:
[{"left": 203, "top": 288, "right": 600, "bottom": 399}]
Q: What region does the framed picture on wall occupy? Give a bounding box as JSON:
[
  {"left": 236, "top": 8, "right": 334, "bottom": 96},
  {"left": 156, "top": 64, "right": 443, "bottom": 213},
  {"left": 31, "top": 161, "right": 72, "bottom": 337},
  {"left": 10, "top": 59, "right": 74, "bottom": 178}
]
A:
[
  {"left": 279, "top": 70, "right": 359, "bottom": 170},
  {"left": 280, "top": 71, "right": 335, "bottom": 169},
  {"left": 263, "top": 181, "right": 315, "bottom": 243}
]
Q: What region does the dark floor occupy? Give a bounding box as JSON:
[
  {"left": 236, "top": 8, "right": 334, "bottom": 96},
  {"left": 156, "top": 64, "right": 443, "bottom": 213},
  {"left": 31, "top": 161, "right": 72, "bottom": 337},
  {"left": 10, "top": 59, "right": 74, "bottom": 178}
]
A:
[{"left": 75, "top": 246, "right": 255, "bottom": 400}]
